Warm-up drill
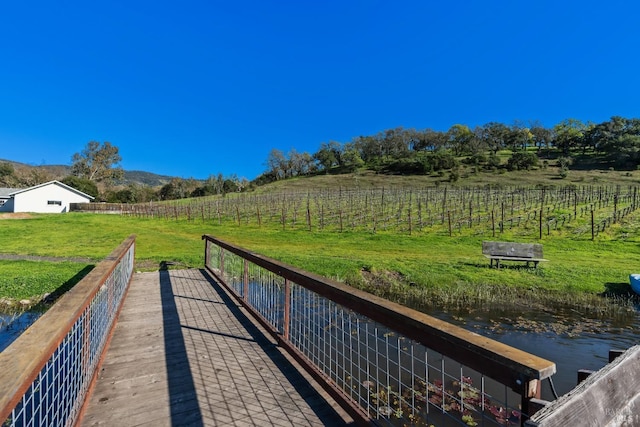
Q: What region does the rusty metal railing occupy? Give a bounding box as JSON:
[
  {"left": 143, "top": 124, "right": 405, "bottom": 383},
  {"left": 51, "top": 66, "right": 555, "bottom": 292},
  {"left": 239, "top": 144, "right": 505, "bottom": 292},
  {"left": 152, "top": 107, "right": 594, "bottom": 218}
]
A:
[
  {"left": 0, "top": 235, "right": 136, "bottom": 427},
  {"left": 202, "top": 234, "right": 556, "bottom": 426}
]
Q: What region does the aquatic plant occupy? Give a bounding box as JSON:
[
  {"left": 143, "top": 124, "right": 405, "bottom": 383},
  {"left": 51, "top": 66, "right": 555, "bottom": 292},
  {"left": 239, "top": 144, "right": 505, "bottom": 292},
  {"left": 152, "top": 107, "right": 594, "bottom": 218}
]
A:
[{"left": 364, "top": 375, "right": 520, "bottom": 426}]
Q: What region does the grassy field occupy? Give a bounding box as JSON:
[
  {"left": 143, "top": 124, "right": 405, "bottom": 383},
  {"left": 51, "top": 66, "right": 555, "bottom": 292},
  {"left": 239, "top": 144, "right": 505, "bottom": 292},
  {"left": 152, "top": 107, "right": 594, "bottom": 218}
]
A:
[
  {"left": 1, "top": 204, "right": 639, "bottom": 311},
  {"left": 2, "top": 170, "right": 640, "bottom": 311}
]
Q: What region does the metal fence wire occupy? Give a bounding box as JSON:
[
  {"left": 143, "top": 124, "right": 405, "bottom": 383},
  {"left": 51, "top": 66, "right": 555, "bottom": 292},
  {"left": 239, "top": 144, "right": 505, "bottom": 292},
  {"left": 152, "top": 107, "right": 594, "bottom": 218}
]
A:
[
  {"left": 2, "top": 239, "right": 135, "bottom": 427},
  {"left": 204, "top": 236, "right": 549, "bottom": 427}
]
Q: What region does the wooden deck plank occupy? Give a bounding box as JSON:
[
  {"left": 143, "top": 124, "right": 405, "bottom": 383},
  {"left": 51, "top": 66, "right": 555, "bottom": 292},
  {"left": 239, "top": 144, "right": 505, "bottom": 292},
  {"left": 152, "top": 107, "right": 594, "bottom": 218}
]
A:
[{"left": 80, "top": 268, "right": 352, "bottom": 427}]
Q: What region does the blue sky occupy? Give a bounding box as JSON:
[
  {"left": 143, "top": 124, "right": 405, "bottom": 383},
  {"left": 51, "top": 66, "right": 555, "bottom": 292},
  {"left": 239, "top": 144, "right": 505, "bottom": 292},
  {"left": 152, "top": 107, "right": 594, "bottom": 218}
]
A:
[{"left": 1, "top": 1, "right": 638, "bottom": 181}]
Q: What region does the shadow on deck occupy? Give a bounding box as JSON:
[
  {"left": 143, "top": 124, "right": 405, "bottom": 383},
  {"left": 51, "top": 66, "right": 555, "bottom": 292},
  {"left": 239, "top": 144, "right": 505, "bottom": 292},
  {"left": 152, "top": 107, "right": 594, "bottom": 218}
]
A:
[{"left": 80, "top": 267, "right": 353, "bottom": 426}]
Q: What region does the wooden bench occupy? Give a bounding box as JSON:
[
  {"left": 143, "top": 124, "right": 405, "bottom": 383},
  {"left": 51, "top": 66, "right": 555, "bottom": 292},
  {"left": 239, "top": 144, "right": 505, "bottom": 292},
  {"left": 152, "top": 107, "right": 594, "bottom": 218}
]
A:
[{"left": 482, "top": 241, "right": 548, "bottom": 268}]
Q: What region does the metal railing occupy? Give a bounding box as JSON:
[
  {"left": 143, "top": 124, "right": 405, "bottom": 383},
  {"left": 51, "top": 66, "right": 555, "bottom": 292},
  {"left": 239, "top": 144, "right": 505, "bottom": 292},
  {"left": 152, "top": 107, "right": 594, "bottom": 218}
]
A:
[
  {"left": 0, "top": 235, "right": 136, "bottom": 427},
  {"left": 203, "top": 234, "right": 556, "bottom": 426}
]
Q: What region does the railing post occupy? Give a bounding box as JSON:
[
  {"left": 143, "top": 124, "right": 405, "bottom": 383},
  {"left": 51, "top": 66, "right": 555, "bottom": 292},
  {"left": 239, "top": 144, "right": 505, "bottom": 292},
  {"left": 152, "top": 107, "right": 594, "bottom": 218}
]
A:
[
  {"left": 521, "top": 378, "right": 541, "bottom": 424},
  {"left": 204, "top": 237, "right": 210, "bottom": 269},
  {"left": 220, "top": 248, "right": 225, "bottom": 276},
  {"left": 243, "top": 259, "right": 249, "bottom": 302},
  {"left": 283, "top": 279, "right": 290, "bottom": 340}
]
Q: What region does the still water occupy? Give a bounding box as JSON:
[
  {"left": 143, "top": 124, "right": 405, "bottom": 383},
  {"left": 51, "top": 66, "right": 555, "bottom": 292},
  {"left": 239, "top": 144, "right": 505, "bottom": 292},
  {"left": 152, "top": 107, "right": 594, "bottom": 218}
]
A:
[
  {"left": 0, "top": 310, "right": 44, "bottom": 352},
  {"left": 417, "top": 303, "right": 640, "bottom": 399}
]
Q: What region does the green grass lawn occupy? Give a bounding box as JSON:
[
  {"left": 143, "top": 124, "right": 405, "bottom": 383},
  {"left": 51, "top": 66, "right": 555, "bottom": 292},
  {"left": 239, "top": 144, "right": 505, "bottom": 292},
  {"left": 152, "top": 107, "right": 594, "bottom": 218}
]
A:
[
  {"left": 0, "top": 260, "right": 93, "bottom": 302},
  {"left": 1, "top": 207, "right": 639, "bottom": 308}
]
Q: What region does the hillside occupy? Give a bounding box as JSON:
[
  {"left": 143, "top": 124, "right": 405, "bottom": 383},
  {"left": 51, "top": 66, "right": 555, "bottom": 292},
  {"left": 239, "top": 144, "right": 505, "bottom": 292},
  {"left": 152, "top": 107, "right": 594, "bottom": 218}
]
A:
[
  {"left": 0, "top": 159, "right": 179, "bottom": 187},
  {"left": 252, "top": 163, "right": 640, "bottom": 194}
]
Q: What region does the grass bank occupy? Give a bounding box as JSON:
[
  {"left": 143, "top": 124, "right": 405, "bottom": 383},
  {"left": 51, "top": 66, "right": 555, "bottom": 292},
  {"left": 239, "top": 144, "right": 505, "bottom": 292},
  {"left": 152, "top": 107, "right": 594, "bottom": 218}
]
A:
[{"left": 0, "top": 260, "right": 93, "bottom": 305}]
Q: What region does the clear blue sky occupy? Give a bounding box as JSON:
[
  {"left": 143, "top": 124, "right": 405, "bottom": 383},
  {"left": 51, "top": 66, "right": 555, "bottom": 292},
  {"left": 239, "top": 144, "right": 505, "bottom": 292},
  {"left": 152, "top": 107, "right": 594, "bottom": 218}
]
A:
[{"left": 1, "top": 1, "right": 638, "bottom": 181}]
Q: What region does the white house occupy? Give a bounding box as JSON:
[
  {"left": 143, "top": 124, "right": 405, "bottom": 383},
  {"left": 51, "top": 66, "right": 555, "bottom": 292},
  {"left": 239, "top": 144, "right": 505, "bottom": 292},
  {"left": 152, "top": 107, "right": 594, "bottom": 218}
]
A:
[{"left": 0, "top": 180, "right": 94, "bottom": 213}]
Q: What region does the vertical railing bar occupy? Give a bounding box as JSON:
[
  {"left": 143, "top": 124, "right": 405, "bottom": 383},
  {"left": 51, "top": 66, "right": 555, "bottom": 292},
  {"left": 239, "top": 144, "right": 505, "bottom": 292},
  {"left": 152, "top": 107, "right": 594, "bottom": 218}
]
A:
[
  {"left": 374, "top": 327, "right": 380, "bottom": 420},
  {"left": 425, "top": 349, "right": 429, "bottom": 417},
  {"left": 441, "top": 358, "right": 446, "bottom": 413},
  {"left": 481, "top": 375, "right": 486, "bottom": 413},
  {"left": 341, "top": 308, "right": 347, "bottom": 392},
  {"left": 348, "top": 313, "right": 354, "bottom": 400},
  {"left": 410, "top": 344, "right": 415, "bottom": 420},
  {"left": 283, "top": 279, "right": 290, "bottom": 341},
  {"left": 460, "top": 365, "right": 464, "bottom": 414},
  {"left": 397, "top": 336, "right": 402, "bottom": 417},
  {"left": 365, "top": 322, "right": 371, "bottom": 418},
  {"left": 386, "top": 333, "right": 391, "bottom": 417}
]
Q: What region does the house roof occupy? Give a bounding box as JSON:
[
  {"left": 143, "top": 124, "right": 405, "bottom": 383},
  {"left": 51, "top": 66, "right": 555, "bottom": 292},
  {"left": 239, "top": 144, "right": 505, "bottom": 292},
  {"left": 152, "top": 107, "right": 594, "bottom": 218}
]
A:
[
  {"left": 0, "top": 187, "right": 22, "bottom": 198},
  {"left": 8, "top": 180, "right": 95, "bottom": 200}
]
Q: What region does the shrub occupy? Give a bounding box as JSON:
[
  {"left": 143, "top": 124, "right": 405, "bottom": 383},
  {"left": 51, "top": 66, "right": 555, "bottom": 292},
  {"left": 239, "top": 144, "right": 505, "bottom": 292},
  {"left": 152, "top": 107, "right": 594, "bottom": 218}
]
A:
[{"left": 506, "top": 151, "right": 539, "bottom": 171}]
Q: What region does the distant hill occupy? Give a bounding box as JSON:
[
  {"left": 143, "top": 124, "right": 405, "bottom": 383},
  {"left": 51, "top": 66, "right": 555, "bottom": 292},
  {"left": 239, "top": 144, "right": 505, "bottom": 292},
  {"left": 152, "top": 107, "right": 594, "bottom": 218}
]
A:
[
  {"left": 119, "top": 170, "right": 177, "bottom": 186},
  {"left": 0, "top": 159, "right": 182, "bottom": 187}
]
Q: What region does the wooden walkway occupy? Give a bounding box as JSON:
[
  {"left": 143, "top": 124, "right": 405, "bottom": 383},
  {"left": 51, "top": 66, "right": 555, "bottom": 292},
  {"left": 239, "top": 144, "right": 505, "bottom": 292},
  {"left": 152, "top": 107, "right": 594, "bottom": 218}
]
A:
[{"left": 80, "top": 269, "right": 353, "bottom": 427}]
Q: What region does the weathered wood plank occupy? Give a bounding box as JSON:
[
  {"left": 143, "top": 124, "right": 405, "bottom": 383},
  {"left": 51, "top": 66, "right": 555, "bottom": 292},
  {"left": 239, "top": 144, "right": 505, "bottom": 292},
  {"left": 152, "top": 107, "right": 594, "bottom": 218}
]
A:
[
  {"left": 80, "top": 269, "right": 352, "bottom": 427},
  {"left": 526, "top": 345, "right": 640, "bottom": 426}
]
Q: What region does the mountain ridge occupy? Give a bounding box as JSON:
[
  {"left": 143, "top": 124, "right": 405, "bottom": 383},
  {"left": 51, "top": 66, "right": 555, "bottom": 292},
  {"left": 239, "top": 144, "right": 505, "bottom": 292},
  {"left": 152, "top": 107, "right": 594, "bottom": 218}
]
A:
[{"left": 0, "top": 158, "right": 184, "bottom": 187}]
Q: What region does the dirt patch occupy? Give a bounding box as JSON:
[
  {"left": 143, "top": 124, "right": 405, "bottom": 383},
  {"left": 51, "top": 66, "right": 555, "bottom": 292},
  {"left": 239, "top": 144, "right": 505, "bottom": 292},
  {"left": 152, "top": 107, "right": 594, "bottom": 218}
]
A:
[
  {"left": 0, "top": 213, "right": 32, "bottom": 220},
  {"left": 360, "top": 269, "right": 407, "bottom": 290}
]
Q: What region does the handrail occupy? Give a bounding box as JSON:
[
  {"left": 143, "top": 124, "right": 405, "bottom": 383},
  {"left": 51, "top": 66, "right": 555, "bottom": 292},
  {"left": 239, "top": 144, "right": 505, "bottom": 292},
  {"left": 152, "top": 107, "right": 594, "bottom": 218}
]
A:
[
  {"left": 0, "top": 235, "right": 136, "bottom": 426},
  {"left": 202, "top": 234, "right": 556, "bottom": 426}
]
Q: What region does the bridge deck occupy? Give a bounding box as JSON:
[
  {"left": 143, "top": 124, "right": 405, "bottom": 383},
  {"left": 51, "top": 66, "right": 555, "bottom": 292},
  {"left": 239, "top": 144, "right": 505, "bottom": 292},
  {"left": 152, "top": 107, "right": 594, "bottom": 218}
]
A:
[{"left": 80, "top": 269, "right": 352, "bottom": 427}]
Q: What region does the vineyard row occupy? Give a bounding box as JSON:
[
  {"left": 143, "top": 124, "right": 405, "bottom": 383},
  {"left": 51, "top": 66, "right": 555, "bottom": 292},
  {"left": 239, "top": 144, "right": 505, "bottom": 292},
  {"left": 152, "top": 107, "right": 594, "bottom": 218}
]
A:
[{"left": 77, "top": 184, "right": 640, "bottom": 240}]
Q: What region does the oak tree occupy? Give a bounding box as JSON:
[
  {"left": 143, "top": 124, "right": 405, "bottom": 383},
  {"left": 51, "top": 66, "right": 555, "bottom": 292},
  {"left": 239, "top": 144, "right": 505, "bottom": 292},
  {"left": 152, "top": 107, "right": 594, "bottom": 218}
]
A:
[{"left": 71, "top": 141, "right": 124, "bottom": 183}]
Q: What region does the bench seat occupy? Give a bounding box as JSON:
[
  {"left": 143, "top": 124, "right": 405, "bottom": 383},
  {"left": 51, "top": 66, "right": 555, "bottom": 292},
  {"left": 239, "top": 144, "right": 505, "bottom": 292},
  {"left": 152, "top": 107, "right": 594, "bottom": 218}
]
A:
[{"left": 482, "top": 241, "right": 548, "bottom": 268}]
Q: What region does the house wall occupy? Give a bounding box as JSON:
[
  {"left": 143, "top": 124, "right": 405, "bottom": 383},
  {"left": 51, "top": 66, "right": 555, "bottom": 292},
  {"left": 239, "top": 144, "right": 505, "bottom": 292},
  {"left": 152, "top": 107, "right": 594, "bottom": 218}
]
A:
[
  {"left": 0, "top": 198, "right": 14, "bottom": 213},
  {"left": 12, "top": 183, "right": 92, "bottom": 213}
]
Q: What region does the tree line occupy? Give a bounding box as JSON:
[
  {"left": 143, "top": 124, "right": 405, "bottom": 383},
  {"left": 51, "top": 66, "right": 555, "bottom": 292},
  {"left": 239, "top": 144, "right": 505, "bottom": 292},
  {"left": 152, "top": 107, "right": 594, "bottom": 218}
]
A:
[
  {"left": 2, "top": 116, "right": 639, "bottom": 203},
  {"left": 0, "top": 141, "right": 247, "bottom": 203},
  {"left": 258, "top": 116, "right": 640, "bottom": 184}
]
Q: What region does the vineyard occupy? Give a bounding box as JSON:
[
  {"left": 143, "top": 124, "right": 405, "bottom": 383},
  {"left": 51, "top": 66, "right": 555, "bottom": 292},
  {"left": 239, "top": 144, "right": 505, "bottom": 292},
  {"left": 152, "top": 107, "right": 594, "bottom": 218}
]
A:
[{"left": 78, "top": 184, "right": 640, "bottom": 240}]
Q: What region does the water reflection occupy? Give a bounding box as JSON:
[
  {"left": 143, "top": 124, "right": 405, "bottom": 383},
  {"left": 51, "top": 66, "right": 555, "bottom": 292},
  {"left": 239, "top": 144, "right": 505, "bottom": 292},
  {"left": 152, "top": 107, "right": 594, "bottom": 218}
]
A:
[
  {"left": 408, "top": 300, "right": 640, "bottom": 399},
  {"left": 0, "top": 309, "right": 44, "bottom": 352}
]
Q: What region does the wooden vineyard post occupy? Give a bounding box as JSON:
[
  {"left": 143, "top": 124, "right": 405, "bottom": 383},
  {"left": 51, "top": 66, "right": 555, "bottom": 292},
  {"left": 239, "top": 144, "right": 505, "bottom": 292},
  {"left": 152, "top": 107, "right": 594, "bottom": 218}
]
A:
[
  {"left": 591, "top": 210, "right": 595, "bottom": 240},
  {"left": 281, "top": 205, "right": 286, "bottom": 231},
  {"left": 442, "top": 187, "right": 447, "bottom": 225},
  {"left": 491, "top": 210, "right": 496, "bottom": 237},
  {"left": 408, "top": 190, "right": 413, "bottom": 235},
  {"left": 447, "top": 211, "right": 452, "bottom": 237},
  {"left": 539, "top": 188, "right": 545, "bottom": 240}
]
